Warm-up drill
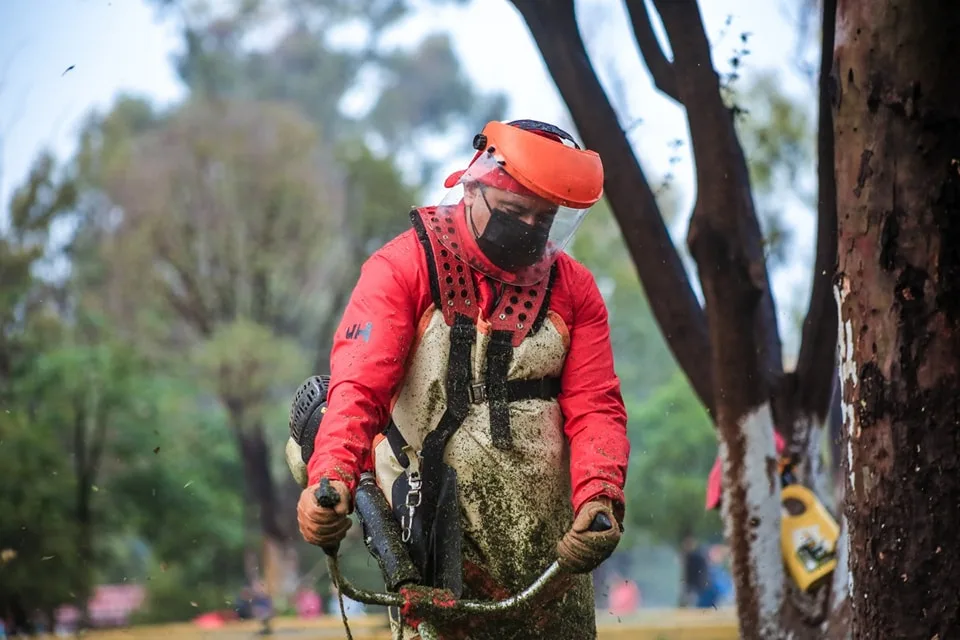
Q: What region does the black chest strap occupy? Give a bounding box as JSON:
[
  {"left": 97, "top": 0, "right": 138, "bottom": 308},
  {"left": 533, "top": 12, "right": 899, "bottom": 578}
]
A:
[{"left": 385, "top": 373, "right": 563, "bottom": 468}]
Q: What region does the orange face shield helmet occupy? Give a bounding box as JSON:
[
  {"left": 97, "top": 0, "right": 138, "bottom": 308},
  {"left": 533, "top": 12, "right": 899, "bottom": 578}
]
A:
[{"left": 435, "top": 120, "right": 605, "bottom": 285}]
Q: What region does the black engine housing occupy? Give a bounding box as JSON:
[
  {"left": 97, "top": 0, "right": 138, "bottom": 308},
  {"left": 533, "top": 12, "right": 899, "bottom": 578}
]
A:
[{"left": 288, "top": 375, "right": 330, "bottom": 464}]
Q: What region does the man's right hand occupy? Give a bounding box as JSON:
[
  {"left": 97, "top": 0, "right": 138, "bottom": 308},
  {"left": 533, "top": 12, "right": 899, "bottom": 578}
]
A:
[
  {"left": 297, "top": 480, "right": 352, "bottom": 548},
  {"left": 556, "top": 498, "right": 622, "bottom": 574}
]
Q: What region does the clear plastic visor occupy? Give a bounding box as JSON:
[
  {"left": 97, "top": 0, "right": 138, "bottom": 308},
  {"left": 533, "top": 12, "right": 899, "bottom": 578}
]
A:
[{"left": 434, "top": 155, "right": 591, "bottom": 286}]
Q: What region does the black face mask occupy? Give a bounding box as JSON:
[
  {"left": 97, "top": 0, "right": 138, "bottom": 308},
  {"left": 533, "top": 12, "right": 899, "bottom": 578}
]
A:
[{"left": 473, "top": 193, "right": 551, "bottom": 272}]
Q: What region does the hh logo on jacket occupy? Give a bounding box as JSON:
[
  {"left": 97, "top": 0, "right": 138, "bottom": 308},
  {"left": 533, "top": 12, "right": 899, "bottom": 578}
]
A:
[{"left": 345, "top": 321, "right": 373, "bottom": 342}]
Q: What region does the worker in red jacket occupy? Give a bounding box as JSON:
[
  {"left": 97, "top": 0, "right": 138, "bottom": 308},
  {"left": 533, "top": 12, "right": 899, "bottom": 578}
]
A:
[{"left": 297, "top": 119, "right": 629, "bottom": 639}]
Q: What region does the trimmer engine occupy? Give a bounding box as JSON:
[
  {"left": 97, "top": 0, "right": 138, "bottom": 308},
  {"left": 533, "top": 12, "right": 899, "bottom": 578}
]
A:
[{"left": 286, "top": 375, "right": 330, "bottom": 488}]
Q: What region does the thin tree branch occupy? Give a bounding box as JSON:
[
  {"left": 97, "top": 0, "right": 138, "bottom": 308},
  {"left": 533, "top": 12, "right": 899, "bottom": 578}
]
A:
[
  {"left": 155, "top": 242, "right": 214, "bottom": 335},
  {"left": 511, "top": 0, "right": 714, "bottom": 418},
  {"left": 794, "top": 0, "right": 839, "bottom": 426},
  {"left": 164, "top": 288, "right": 213, "bottom": 336},
  {"left": 88, "top": 398, "right": 110, "bottom": 489},
  {"left": 653, "top": 0, "right": 784, "bottom": 394},
  {"left": 624, "top": 0, "right": 681, "bottom": 103},
  {"left": 73, "top": 402, "right": 88, "bottom": 485}
]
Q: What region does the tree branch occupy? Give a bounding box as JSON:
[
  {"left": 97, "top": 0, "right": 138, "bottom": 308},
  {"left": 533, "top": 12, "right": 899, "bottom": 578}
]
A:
[
  {"left": 624, "top": 0, "right": 681, "bottom": 103},
  {"left": 164, "top": 289, "right": 213, "bottom": 336},
  {"left": 87, "top": 395, "right": 110, "bottom": 490},
  {"left": 250, "top": 198, "right": 281, "bottom": 325},
  {"left": 511, "top": 0, "right": 714, "bottom": 418},
  {"left": 73, "top": 401, "right": 88, "bottom": 486},
  {"left": 155, "top": 241, "right": 214, "bottom": 336},
  {"left": 794, "top": 0, "right": 839, "bottom": 427},
  {"left": 653, "top": 0, "right": 784, "bottom": 396}
]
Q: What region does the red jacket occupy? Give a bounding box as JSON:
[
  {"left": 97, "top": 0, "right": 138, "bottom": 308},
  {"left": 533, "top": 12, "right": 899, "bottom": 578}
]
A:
[{"left": 307, "top": 221, "right": 630, "bottom": 517}]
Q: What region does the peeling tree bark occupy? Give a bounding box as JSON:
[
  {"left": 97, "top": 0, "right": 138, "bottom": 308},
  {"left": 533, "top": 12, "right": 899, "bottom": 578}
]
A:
[{"left": 834, "top": 1, "right": 960, "bottom": 637}]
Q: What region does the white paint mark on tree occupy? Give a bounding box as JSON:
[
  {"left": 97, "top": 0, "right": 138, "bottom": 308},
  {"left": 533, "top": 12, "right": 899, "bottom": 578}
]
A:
[
  {"left": 835, "top": 280, "right": 859, "bottom": 493},
  {"left": 721, "top": 402, "right": 783, "bottom": 637},
  {"left": 834, "top": 276, "right": 857, "bottom": 605},
  {"left": 804, "top": 416, "right": 833, "bottom": 509},
  {"left": 833, "top": 515, "right": 852, "bottom": 610}
]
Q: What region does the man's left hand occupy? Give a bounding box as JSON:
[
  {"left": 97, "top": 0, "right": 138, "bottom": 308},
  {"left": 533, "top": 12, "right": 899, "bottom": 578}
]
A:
[{"left": 557, "top": 498, "right": 622, "bottom": 574}]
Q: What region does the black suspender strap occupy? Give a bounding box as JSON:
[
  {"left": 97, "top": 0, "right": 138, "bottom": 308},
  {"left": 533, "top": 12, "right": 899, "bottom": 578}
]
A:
[{"left": 485, "top": 330, "right": 514, "bottom": 450}]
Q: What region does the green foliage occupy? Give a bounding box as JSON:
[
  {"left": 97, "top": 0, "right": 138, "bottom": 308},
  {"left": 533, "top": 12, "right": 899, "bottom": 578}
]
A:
[
  {"left": 133, "top": 561, "right": 234, "bottom": 624},
  {"left": 92, "top": 98, "right": 339, "bottom": 341},
  {"left": 569, "top": 200, "right": 679, "bottom": 398},
  {"left": 26, "top": 337, "right": 153, "bottom": 441},
  {"left": 194, "top": 319, "right": 309, "bottom": 429},
  {"left": 108, "top": 376, "right": 243, "bottom": 549},
  {"left": 365, "top": 33, "right": 506, "bottom": 153},
  {"left": 115, "top": 389, "right": 248, "bottom": 624},
  {"left": 92, "top": 372, "right": 248, "bottom": 622},
  {"left": 333, "top": 140, "right": 421, "bottom": 246},
  {"left": 626, "top": 374, "right": 722, "bottom": 547},
  {"left": 0, "top": 411, "right": 88, "bottom": 614},
  {"left": 0, "top": 152, "right": 87, "bottom": 619},
  {"left": 0, "top": 152, "right": 76, "bottom": 385},
  {"left": 74, "top": 97, "right": 161, "bottom": 189}
]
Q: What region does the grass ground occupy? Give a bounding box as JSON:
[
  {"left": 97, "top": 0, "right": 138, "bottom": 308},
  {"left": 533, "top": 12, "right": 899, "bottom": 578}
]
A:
[{"left": 65, "top": 608, "right": 739, "bottom": 640}]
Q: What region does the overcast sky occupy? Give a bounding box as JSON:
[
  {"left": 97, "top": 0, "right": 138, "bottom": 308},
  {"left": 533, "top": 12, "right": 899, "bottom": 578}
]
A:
[{"left": 0, "top": 0, "right": 821, "bottom": 356}]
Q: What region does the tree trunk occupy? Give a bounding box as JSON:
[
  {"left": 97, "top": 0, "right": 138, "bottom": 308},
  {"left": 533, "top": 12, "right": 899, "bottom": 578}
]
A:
[
  {"left": 827, "top": 374, "right": 844, "bottom": 512},
  {"left": 75, "top": 474, "right": 94, "bottom": 630},
  {"left": 7, "top": 598, "right": 32, "bottom": 635},
  {"left": 237, "top": 423, "right": 299, "bottom": 608},
  {"left": 72, "top": 405, "right": 94, "bottom": 630},
  {"left": 834, "top": 1, "right": 960, "bottom": 637}
]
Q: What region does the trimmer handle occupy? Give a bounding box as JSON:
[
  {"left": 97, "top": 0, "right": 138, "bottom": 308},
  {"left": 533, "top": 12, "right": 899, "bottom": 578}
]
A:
[
  {"left": 315, "top": 477, "right": 341, "bottom": 508},
  {"left": 588, "top": 512, "right": 613, "bottom": 532},
  {"left": 315, "top": 477, "right": 342, "bottom": 557}
]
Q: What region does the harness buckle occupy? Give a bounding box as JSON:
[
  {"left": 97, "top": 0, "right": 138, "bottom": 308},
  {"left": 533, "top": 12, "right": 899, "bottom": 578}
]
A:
[{"left": 467, "top": 382, "right": 487, "bottom": 404}]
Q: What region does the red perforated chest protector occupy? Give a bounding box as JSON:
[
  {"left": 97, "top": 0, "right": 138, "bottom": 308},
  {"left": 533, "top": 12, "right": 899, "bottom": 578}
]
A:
[{"left": 415, "top": 206, "right": 555, "bottom": 344}]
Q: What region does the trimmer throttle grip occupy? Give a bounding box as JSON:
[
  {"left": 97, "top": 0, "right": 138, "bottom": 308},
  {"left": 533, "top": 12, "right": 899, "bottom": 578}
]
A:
[
  {"left": 316, "top": 477, "right": 341, "bottom": 509},
  {"left": 588, "top": 512, "right": 613, "bottom": 532},
  {"left": 315, "top": 477, "right": 342, "bottom": 557}
]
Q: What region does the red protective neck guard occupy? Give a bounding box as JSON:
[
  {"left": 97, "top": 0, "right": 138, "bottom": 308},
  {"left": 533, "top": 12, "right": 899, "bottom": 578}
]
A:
[{"left": 429, "top": 202, "right": 553, "bottom": 286}]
